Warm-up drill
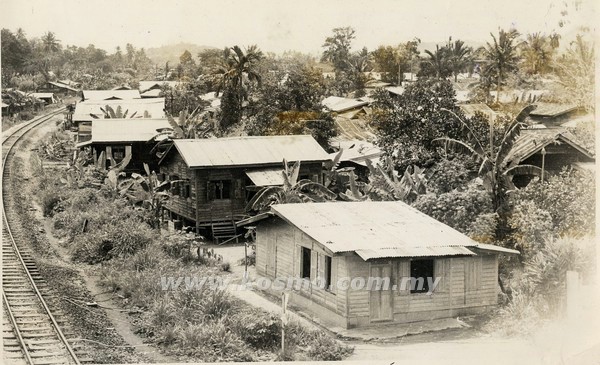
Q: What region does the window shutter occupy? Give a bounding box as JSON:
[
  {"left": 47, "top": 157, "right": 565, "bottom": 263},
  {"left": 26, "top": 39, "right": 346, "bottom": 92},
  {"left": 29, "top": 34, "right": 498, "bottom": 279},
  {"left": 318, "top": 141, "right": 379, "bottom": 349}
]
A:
[
  {"left": 317, "top": 253, "right": 325, "bottom": 288},
  {"left": 310, "top": 250, "right": 318, "bottom": 284},
  {"left": 207, "top": 181, "right": 215, "bottom": 201},
  {"left": 330, "top": 257, "right": 337, "bottom": 292},
  {"left": 234, "top": 179, "right": 242, "bottom": 199},
  {"left": 172, "top": 181, "right": 180, "bottom": 196},
  {"left": 398, "top": 260, "right": 410, "bottom": 296},
  {"left": 434, "top": 259, "right": 448, "bottom": 292},
  {"left": 295, "top": 245, "right": 302, "bottom": 277}
]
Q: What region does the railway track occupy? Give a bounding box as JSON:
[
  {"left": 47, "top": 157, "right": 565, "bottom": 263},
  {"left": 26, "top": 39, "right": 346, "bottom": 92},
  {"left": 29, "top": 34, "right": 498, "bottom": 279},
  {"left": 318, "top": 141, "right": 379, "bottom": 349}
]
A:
[{"left": 2, "top": 108, "right": 89, "bottom": 365}]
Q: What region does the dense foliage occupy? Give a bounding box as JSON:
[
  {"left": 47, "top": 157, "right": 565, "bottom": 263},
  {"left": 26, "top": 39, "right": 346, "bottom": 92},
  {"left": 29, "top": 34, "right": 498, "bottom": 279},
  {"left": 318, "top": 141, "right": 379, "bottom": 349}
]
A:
[{"left": 372, "top": 78, "right": 464, "bottom": 171}]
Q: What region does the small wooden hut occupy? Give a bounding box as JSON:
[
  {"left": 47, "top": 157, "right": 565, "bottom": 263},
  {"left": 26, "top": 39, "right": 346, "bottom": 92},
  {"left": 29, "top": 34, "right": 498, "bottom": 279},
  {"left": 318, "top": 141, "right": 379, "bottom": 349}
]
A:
[{"left": 249, "top": 201, "right": 517, "bottom": 329}]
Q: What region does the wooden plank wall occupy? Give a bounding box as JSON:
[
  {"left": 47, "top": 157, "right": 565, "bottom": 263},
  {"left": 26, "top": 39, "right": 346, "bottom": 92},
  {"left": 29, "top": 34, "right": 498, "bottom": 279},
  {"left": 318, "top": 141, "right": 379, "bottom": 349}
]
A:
[
  {"left": 160, "top": 153, "right": 197, "bottom": 221},
  {"left": 344, "top": 254, "right": 499, "bottom": 325},
  {"left": 255, "top": 218, "right": 346, "bottom": 316}
]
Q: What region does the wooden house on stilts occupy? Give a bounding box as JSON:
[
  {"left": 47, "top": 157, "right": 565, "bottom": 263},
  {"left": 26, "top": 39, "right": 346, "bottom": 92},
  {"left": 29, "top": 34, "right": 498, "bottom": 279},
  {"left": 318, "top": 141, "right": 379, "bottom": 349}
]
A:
[{"left": 157, "top": 135, "right": 331, "bottom": 242}]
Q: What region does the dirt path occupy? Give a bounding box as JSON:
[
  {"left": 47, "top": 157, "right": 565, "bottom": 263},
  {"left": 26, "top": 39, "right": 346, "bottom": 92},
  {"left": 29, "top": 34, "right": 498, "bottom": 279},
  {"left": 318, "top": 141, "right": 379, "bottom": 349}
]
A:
[{"left": 15, "top": 119, "right": 177, "bottom": 364}]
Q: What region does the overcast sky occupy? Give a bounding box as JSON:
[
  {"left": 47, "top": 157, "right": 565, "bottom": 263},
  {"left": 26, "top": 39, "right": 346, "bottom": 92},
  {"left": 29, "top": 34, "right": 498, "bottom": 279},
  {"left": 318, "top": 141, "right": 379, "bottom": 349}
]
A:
[{"left": 1, "top": 0, "right": 596, "bottom": 55}]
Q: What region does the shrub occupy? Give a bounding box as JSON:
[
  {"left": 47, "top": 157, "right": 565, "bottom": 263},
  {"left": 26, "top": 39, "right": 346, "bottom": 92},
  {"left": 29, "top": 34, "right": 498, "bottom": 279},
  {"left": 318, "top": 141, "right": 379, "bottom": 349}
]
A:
[
  {"left": 484, "top": 291, "right": 548, "bottom": 336},
  {"left": 177, "top": 320, "right": 255, "bottom": 362},
  {"left": 306, "top": 331, "right": 354, "bottom": 361},
  {"left": 131, "top": 244, "right": 167, "bottom": 271},
  {"left": 69, "top": 220, "right": 154, "bottom": 264},
  {"left": 70, "top": 232, "right": 113, "bottom": 264},
  {"left": 200, "top": 288, "right": 232, "bottom": 320},
  {"left": 220, "top": 261, "right": 231, "bottom": 272},
  {"left": 228, "top": 307, "right": 282, "bottom": 350},
  {"left": 413, "top": 182, "right": 493, "bottom": 234},
  {"left": 468, "top": 213, "right": 499, "bottom": 243},
  {"left": 41, "top": 191, "right": 63, "bottom": 217}
]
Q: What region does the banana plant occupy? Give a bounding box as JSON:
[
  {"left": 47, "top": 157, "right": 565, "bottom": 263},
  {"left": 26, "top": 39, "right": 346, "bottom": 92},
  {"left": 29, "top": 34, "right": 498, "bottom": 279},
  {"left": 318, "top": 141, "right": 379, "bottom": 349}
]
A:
[
  {"left": 433, "top": 104, "right": 542, "bottom": 211},
  {"left": 118, "top": 163, "right": 185, "bottom": 230},
  {"left": 339, "top": 170, "right": 368, "bottom": 201},
  {"left": 245, "top": 159, "right": 337, "bottom": 213},
  {"left": 364, "top": 157, "right": 427, "bottom": 202},
  {"left": 96, "top": 105, "right": 140, "bottom": 119}
]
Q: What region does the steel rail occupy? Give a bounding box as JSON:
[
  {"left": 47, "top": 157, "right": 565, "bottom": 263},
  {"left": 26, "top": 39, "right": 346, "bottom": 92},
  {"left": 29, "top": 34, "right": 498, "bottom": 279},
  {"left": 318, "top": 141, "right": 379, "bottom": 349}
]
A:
[{"left": 2, "top": 107, "right": 81, "bottom": 365}]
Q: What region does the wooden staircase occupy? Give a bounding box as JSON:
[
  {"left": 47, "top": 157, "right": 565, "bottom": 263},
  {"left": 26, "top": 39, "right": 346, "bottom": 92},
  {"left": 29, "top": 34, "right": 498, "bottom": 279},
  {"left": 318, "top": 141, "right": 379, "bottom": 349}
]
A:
[{"left": 211, "top": 219, "right": 238, "bottom": 244}]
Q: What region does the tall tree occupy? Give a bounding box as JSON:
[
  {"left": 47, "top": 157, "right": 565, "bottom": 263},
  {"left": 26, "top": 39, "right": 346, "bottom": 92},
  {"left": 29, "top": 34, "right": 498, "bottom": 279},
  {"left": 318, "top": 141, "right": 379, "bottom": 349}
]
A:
[
  {"left": 555, "top": 34, "right": 595, "bottom": 111},
  {"left": 321, "top": 27, "right": 355, "bottom": 72},
  {"left": 482, "top": 28, "right": 521, "bottom": 103},
  {"left": 214, "top": 45, "right": 263, "bottom": 129},
  {"left": 448, "top": 38, "right": 473, "bottom": 81},
  {"left": 421, "top": 45, "right": 452, "bottom": 79},
  {"left": 521, "top": 33, "right": 558, "bottom": 75},
  {"left": 372, "top": 39, "right": 420, "bottom": 84}
]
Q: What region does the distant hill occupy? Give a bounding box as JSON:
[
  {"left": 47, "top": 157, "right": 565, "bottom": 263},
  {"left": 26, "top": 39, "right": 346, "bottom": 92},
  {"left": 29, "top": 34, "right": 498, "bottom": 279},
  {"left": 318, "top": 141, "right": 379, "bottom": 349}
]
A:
[{"left": 145, "top": 43, "right": 218, "bottom": 65}]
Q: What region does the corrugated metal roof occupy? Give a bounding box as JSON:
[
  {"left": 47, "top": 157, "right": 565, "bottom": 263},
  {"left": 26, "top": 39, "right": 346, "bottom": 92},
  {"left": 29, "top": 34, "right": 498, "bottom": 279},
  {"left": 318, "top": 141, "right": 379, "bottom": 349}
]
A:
[
  {"left": 529, "top": 103, "right": 579, "bottom": 117},
  {"left": 385, "top": 86, "right": 405, "bottom": 96},
  {"left": 167, "top": 135, "right": 331, "bottom": 169},
  {"left": 82, "top": 90, "right": 141, "bottom": 101},
  {"left": 474, "top": 244, "right": 519, "bottom": 255},
  {"left": 245, "top": 168, "right": 285, "bottom": 186},
  {"left": 48, "top": 81, "right": 78, "bottom": 92},
  {"left": 73, "top": 98, "right": 165, "bottom": 122},
  {"left": 459, "top": 103, "right": 497, "bottom": 120},
  {"left": 322, "top": 96, "right": 369, "bottom": 113},
  {"left": 356, "top": 247, "right": 476, "bottom": 260},
  {"left": 330, "top": 140, "right": 382, "bottom": 165},
  {"left": 141, "top": 89, "right": 162, "bottom": 98},
  {"left": 138, "top": 81, "right": 183, "bottom": 93},
  {"left": 84, "top": 118, "right": 171, "bottom": 144},
  {"left": 506, "top": 128, "right": 593, "bottom": 164},
  {"left": 32, "top": 93, "right": 55, "bottom": 99},
  {"left": 271, "top": 201, "right": 484, "bottom": 259}
]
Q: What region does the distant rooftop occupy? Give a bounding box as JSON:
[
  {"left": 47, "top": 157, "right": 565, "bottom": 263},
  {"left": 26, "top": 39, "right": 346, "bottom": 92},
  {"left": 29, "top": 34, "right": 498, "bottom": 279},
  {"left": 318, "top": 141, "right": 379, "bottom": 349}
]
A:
[
  {"left": 77, "top": 118, "right": 171, "bottom": 146},
  {"left": 82, "top": 89, "right": 142, "bottom": 101}
]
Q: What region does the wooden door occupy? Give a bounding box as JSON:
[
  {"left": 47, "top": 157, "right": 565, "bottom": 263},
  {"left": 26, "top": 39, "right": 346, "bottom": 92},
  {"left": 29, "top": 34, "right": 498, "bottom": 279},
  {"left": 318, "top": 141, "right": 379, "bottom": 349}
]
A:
[{"left": 369, "top": 264, "right": 393, "bottom": 321}]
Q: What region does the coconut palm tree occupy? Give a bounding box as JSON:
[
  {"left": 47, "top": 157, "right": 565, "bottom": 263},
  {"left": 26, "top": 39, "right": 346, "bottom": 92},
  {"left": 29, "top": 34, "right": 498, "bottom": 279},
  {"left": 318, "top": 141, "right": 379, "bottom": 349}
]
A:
[
  {"left": 214, "top": 45, "right": 263, "bottom": 127},
  {"left": 521, "top": 33, "right": 558, "bottom": 75},
  {"left": 41, "top": 32, "right": 60, "bottom": 53},
  {"left": 482, "top": 29, "right": 521, "bottom": 103},
  {"left": 423, "top": 45, "right": 451, "bottom": 79},
  {"left": 148, "top": 108, "right": 213, "bottom": 159},
  {"left": 448, "top": 39, "right": 473, "bottom": 82}
]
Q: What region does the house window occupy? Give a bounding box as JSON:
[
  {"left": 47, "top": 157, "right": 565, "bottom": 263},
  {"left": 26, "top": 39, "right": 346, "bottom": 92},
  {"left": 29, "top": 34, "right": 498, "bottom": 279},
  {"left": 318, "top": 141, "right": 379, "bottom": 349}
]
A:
[
  {"left": 301, "top": 247, "right": 311, "bottom": 279},
  {"left": 180, "top": 183, "right": 191, "bottom": 199},
  {"left": 209, "top": 180, "right": 231, "bottom": 200},
  {"left": 410, "top": 259, "right": 434, "bottom": 293},
  {"left": 170, "top": 175, "right": 180, "bottom": 196},
  {"left": 112, "top": 146, "right": 125, "bottom": 161},
  {"left": 325, "top": 255, "right": 332, "bottom": 291}
]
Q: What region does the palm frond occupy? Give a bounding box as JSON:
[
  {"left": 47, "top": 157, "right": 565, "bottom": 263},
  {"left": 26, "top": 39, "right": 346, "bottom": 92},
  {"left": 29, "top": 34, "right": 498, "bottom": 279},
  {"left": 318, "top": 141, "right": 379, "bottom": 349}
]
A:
[
  {"left": 504, "top": 164, "right": 545, "bottom": 177},
  {"left": 433, "top": 137, "right": 482, "bottom": 158},
  {"left": 495, "top": 104, "right": 536, "bottom": 166},
  {"left": 245, "top": 186, "right": 284, "bottom": 212}
]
